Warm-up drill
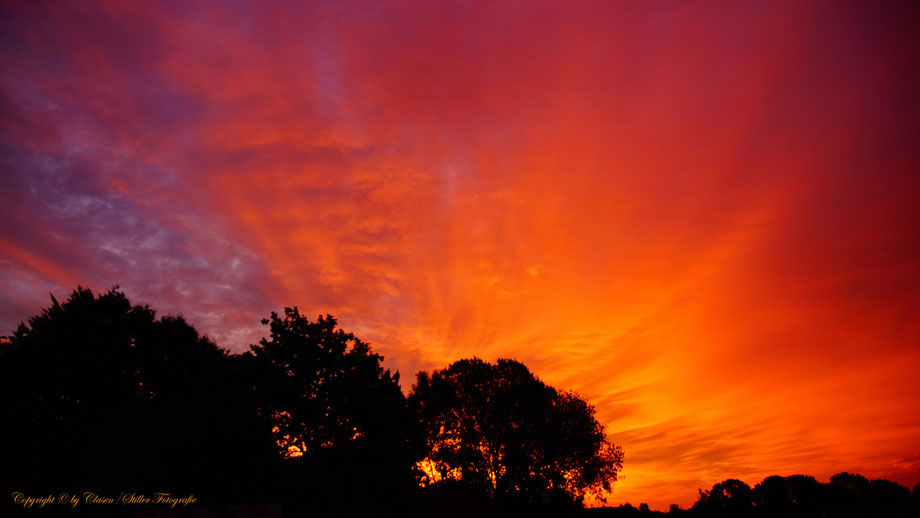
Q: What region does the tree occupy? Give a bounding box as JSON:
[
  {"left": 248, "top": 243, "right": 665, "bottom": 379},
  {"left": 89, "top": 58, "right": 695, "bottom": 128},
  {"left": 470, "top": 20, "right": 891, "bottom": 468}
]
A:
[
  {"left": 245, "top": 308, "right": 415, "bottom": 513},
  {"left": 0, "top": 287, "right": 272, "bottom": 504},
  {"left": 867, "top": 478, "right": 911, "bottom": 502},
  {"left": 830, "top": 471, "right": 870, "bottom": 498},
  {"left": 408, "top": 358, "right": 623, "bottom": 506},
  {"left": 753, "top": 475, "right": 826, "bottom": 513},
  {"left": 753, "top": 475, "right": 792, "bottom": 510},
  {"left": 693, "top": 479, "right": 753, "bottom": 515}
]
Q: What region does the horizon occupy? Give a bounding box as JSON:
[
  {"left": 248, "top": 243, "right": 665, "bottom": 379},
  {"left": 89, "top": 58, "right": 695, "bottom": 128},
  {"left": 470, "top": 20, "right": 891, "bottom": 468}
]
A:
[{"left": 1, "top": 0, "right": 919, "bottom": 510}]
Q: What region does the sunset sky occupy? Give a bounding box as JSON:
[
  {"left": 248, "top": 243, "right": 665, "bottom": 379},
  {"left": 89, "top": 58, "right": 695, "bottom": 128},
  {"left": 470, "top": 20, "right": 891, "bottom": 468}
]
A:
[{"left": 2, "top": 0, "right": 919, "bottom": 509}]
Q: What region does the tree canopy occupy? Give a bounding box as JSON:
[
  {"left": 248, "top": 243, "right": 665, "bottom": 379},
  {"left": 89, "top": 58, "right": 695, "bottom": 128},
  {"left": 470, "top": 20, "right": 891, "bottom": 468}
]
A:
[
  {"left": 0, "top": 288, "right": 417, "bottom": 515},
  {"left": 248, "top": 308, "right": 409, "bottom": 459},
  {"left": 0, "top": 287, "right": 272, "bottom": 501},
  {"left": 690, "top": 474, "right": 918, "bottom": 517},
  {"left": 409, "top": 358, "right": 623, "bottom": 506},
  {"left": 245, "top": 308, "right": 415, "bottom": 514},
  {"left": 8, "top": 287, "right": 916, "bottom": 517}
]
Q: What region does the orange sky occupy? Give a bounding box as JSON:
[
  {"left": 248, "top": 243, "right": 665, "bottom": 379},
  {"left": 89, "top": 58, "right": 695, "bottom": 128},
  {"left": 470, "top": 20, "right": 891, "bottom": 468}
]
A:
[{"left": 1, "top": 0, "right": 919, "bottom": 509}]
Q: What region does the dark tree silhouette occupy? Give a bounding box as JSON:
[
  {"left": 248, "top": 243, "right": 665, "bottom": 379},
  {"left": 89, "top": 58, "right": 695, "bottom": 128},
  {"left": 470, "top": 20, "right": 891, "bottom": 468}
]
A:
[
  {"left": 0, "top": 287, "right": 274, "bottom": 506},
  {"left": 752, "top": 475, "right": 827, "bottom": 514},
  {"left": 408, "top": 358, "right": 623, "bottom": 506},
  {"left": 9, "top": 285, "right": 919, "bottom": 518},
  {"left": 752, "top": 475, "right": 790, "bottom": 511},
  {"left": 245, "top": 308, "right": 416, "bottom": 515},
  {"left": 693, "top": 479, "right": 753, "bottom": 516},
  {"left": 829, "top": 471, "right": 871, "bottom": 499},
  {"left": 688, "top": 472, "right": 919, "bottom": 518}
]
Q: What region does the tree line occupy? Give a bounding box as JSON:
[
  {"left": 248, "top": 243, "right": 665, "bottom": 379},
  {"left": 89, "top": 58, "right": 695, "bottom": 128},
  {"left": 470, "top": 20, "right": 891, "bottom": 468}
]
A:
[
  {"left": 0, "top": 287, "right": 621, "bottom": 517},
  {"left": 2, "top": 287, "right": 917, "bottom": 517},
  {"left": 591, "top": 472, "right": 920, "bottom": 517}
]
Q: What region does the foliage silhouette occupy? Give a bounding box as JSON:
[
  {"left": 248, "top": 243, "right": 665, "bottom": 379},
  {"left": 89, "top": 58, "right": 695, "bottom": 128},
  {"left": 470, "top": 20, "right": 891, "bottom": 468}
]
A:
[
  {"left": 0, "top": 287, "right": 275, "bottom": 509},
  {"left": 244, "top": 307, "right": 416, "bottom": 516},
  {"left": 684, "top": 473, "right": 919, "bottom": 518},
  {"left": 409, "top": 358, "right": 624, "bottom": 507},
  {"left": 693, "top": 479, "right": 753, "bottom": 516},
  {"left": 751, "top": 474, "right": 826, "bottom": 513},
  {"left": 830, "top": 471, "right": 871, "bottom": 500},
  {"left": 3, "top": 287, "right": 918, "bottom": 518}
]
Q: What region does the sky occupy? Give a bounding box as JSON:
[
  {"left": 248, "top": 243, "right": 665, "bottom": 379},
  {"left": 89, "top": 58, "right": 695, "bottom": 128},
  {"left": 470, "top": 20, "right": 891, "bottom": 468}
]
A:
[{"left": 1, "top": 0, "right": 919, "bottom": 510}]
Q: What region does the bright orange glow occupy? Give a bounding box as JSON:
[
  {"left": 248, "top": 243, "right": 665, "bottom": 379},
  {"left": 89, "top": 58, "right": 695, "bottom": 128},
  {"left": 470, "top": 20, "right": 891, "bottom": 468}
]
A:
[
  {"left": 1, "top": 1, "right": 919, "bottom": 510},
  {"left": 272, "top": 411, "right": 305, "bottom": 459}
]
